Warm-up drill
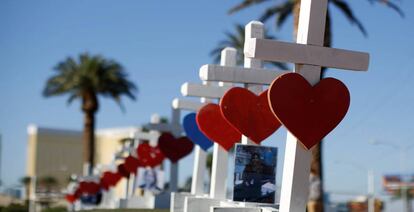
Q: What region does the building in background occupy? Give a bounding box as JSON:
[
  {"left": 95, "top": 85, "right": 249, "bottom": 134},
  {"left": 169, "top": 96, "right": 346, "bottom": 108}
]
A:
[{"left": 26, "top": 125, "right": 142, "bottom": 201}]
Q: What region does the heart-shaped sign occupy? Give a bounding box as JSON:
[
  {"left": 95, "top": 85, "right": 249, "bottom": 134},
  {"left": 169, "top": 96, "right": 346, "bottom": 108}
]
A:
[
  {"left": 268, "top": 73, "right": 350, "bottom": 149},
  {"left": 117, "top": 163, "right": 130, "bottom": 178},
  {"left": 136, "top": 143, "right": 165, "bottom": 167},
  {"left": 183, "top": 113, "right": 214, "bottom": 151},
  {"left": 158, "top": 132, "right": 194, "bottom": 163},
  {"left": 220, "top": 87, "right": 282, "bottom": 144},
  {"left": 124, "top": 155, "right": 141, "bottom": 174},
  {"left": 101, "top": 171, "right": 122, "bottom": 188},
  {"left": 196, "top": 103, "right": 241, "bottom": 151},
  {"left": 65, "top": 194, "right": 77, "bottom": 203}
]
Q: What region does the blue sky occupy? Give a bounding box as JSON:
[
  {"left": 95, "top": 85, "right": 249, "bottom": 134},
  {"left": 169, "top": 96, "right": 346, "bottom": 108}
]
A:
[{"left": 1, "top": 0, "right": 413, "bottom": 210}]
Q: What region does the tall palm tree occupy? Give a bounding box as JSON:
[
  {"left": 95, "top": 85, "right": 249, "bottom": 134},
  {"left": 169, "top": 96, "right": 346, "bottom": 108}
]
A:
[
  {"left": 211, "top": 23, "right": 287, "bottom": 69},
  {"left": 229, "top": 1, "right": 403, "bottom": 211},
  {"left": 43, "top": 53, "right": 137, "bottom": 175}
]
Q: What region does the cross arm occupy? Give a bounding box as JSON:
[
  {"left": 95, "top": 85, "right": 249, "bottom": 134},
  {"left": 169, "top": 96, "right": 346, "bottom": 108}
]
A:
[
  {"left": 143, "top": 123, "right": 182, "bottom": 133},
  {"left": 199, "top": 64, "right": 289, "bottom": 85},
  {"left": 245, "top": 38, "right": 370, "bottom": 71},
  {"left": 172, "top": 98, "right": 205, "bottom": 111},
  {"left": 181, "top": 82, "right": 232, "bottom": 99}
]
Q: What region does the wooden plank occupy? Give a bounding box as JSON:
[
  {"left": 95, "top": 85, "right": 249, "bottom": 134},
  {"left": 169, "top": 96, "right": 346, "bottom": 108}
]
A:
[
  {"left": 209, "top": 47, "right": 236, "bottom": 200},
  {"left": 143, "top": 123, "right": 182, "bottom": 133},
  {"left": 199, "top": 64, "right": 288, "bottom": 85},
  {"left": 245, "top": 38, "right": 369, "bottom": 71},
  {"left": 242, "top": 21, "right": 264, "bottom": 145},
  {"left": 181, "top": 82, "right": 232, "bottom": 99},
  {"left": 172, "top": 98, "right": 206, "bottom": 111},
  {"left": 279, "top": 0, "right": 327, "bottom": 211}
]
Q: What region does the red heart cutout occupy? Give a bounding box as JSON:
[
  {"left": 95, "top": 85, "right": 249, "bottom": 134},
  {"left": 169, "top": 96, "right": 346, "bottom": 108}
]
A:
[
  {"left": 220, "top": 88, "right": 282, "bottom": 143},
  {"left": 101, "top": 171, "right": 122, "bottom": 187},
  {"left": 196, "top": 103, "right": 241, "bottom": 151},
  {"left": 124, "top": 155, "right": 141, "bottom": 174},
  {"left": 78, "top": 181, "right": 100, "bottom": 195},
  {"left": 65, "top": 194, "right": 77, "bottom": 203},
  {"left": 268, "top": 73, "right": 350, "bottom": 149},
  {"left": 136, "top": 143, "right": 165, "bottom": 167},
  {"left": 158, "top": 132, "right": 194, "bottom": 163},
  {"left": 117, "top": 163, "right": 130, "bottom": 178}
]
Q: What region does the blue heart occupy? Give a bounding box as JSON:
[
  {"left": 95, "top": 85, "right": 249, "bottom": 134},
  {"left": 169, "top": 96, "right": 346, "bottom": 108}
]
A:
[{"left": 183, "top": 113, "right": 213, "bottom": 151}]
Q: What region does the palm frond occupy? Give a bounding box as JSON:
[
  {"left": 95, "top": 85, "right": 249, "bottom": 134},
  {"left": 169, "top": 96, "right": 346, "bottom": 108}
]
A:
[
  {"left": 331, "top": 0, "right": 368, "bottom": 37},
  {"left": 259, "top": 1, "right": 294, "bottom": 28},
  {"left": 367, "top": 0, "right": 404, "bottom": 17},
  {"left": 228, "top": 0, "right": 269, "bottom": 14},
  {"left": 44, "top": 53, "right": 137, "bottom": 111}
]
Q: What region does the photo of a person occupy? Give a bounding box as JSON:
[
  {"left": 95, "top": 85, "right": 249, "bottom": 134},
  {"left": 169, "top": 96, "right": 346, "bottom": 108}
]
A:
[
  {"left": 233, "top": 145, "right": 277, "bottom": 203},
  {"left": 136, "top": 167, "right": 164, "bottom": 194}
]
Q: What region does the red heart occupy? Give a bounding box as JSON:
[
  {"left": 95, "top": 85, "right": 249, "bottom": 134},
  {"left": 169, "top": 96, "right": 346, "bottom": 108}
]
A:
[
  {"left": 117, "top": 163, "right": 130, "bottom": 178},
  {"left": 196, "top": 103, "right": 241, "bottom": 151},
  {"left": 220, "top": 88, "right": 282, "bottom": 143},
  {"left": 78, "top": 181, "right": 100, "bottom": 195},
  {"left": 124, "top": 155, "right": 141, "bottom": 174},
  {"left": 158, "top": 132, "right": 194, "bottom": 163},
  {"left": 268, "top": 73, "right": 350, "bottom": 149},
  {"left": 136, "top": 143, "right": 165, "bottom": 167},
  {"left": 101, "top": 171, "right": 122, "bottom": 187},
  {"left": 65, "top": 194, "right": 77, "bottom": 203}
]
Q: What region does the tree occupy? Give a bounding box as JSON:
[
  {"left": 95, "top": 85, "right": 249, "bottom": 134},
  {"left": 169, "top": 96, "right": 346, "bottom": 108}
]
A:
[
  {"left": 228, "top": 0, "right": 403, "bottom": 211},
  {"left": 20, "top": 176, "right": 31, "bottom": 205},
  {"left": 38, "top": 176, "right": 58, "bottom": 192},
  {"left": 43, "top": 53, "right": 137, "bottom": 175},
  {"left": 211, "top": 23, "right": 287, "bottom": 69}
]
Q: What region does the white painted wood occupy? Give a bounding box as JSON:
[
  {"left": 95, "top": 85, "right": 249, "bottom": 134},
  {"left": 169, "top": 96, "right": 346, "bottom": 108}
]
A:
[
  {"left": 281, "top": 0, "right": 326, "bottom": 211},
  {"left": 245, "top": 40, "right": 369, "bottom": 72},
  {"left": 171, "top": 96, "right": 208, "bottom": 196},
  {"left": 241, "top": 21, "right": 265, "bottom": 146},
  {"left": 191, "top": 145, "right": 207, "bottom": 195},
  {"left": 172, "top": 98, "right": 206, "bottom": 111},
  {"left": 144, "top": 123, "right": 183, "bottom": 134},
  {"left": 209, "top": 47, "right": 236, "bottom": 200},
  {"left": 170, "top": 108, "right": 182, "bottom": 192},
  {"left": 181, "top": 82, "right": 232, "bottom": 99},
  {"left": 199, "top": 64, "right": 288, "bottom": 85}
]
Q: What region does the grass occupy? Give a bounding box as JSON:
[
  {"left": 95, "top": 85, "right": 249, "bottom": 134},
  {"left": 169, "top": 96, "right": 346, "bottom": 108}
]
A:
[{"left": 81, "top": 210, "right": 169, "bottom": 212}]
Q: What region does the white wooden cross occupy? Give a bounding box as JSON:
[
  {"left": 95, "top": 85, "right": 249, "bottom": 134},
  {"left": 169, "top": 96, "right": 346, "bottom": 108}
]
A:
[
  {"left": 144, "top": 110, "right": 183, "bottom": 192},
  {"left": 172, "top": 98, "right": 207, "bottom": 196},
  {"left": 244, "top": 0, "right": 369, "bottom": 211},
  {"left": 181, "top": 47, "right": 236, "bottom": 200},
  {"left": 200, "top": 21, "right": 289, "bottom": 147}
]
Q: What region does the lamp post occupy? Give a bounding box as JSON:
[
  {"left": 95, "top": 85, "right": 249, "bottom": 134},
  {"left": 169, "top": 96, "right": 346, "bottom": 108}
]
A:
[{"left": 369, "top": 140, "right": 414, "bottom": 212}]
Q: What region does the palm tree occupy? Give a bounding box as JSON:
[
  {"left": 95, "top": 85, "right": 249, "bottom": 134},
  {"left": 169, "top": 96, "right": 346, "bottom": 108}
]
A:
[
  {"left": 43, "top": 53, "right": 137, "bottom": 175},
  {"left": 211, "top": 23, "right": 287, "bottom": 69},
  {"left": 20, "top": 176, "right": 31, "bottom": 205},
  {"left": 229, "top": 1, "right": 403, "bottom": 211}
]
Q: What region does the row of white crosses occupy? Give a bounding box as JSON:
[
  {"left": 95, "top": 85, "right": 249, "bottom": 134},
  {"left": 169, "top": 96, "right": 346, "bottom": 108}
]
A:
[
  {"left": 242, "top": 0, "right": 369, "bottom": 211},
  {"left": 177, "top": 0, "right": 369, "bottom": 211},
  {"left": 172, "top": 22, "right": 285, "bottom": 212}
]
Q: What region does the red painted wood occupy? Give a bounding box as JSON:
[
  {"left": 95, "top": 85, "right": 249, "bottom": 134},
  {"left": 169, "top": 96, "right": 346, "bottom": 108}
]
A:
[
  {"left": 136, "top": 142, "right": 165, "bottom": 168},
  {"left": 117, "top": 163, "right": 130, "bottom": 178},
  {"left": 124, "top": 155, "right": 140, "bottom": 174},
  {"left": 268, "top": 73, "right": 350, "bottom": 149},
  {"left": 220, "top": 87, "right": 282, "bottom": 144},
  {"left": 196, "top": 103, "right": 241, "bottom": 151},
  {"left": 158, "top": 132, "right": 194, "bottom": 163}
]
